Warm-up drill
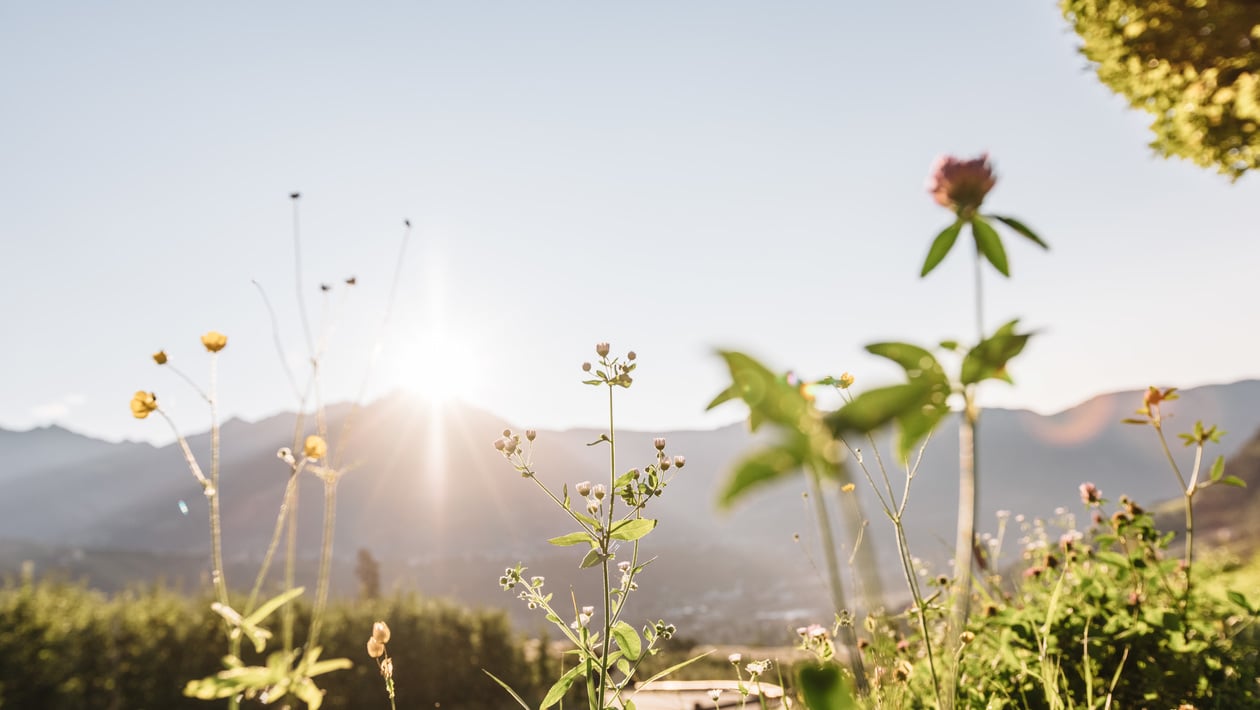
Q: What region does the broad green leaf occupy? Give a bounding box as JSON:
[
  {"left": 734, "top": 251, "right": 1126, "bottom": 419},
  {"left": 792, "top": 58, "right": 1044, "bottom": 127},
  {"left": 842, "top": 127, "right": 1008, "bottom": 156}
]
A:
[
  {"left": 990, "top": 214, "right": 1049, "bottom": 249},
  {"left": 718, "top": 435, "right": 808, "bottom": 508},
  {"left": 540, "top": 661, "right": 586, "bottom": 709},
  {"left": 1209, "top": 455, "right": 1225, "bottom": 482},
  {"left": 796, "top": 662, "right": 857, "bottom": 710},
  {"left": 548, "top": 531, "right": 594, "bottom": 547},
  {"left": 612, "top": 620, "right": 643, "bottom": 661},
  {"left": 579, "top": 548, "right": 605, "bottom": 568},
  {"left": 714, "top": 351, "right": 811, "bottom": 430},
  {"left": 971, "top": 216, "right": 1010, "bottom": 276},
  {"left": 610, "top": 518, "right": 657, "bottom": 541},
  {"left": 825, "top": 382, "right": 931, "bottom": 434},
  {"left": 1222, "top": 475, "right": 1246, "bottom": 487},
  {"left": 865, "top": 342, "right": 946, "bottom": 387},
  {"left": 921, "top": 220, "right": 963, "bottom": 277},
  {"left": 960, "top": 320, "right": 1032, "bottom": 385}
]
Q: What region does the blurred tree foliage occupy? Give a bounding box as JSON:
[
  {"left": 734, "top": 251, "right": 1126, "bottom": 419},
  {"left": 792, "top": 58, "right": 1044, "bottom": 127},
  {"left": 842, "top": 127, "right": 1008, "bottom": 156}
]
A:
[
  {"left": 1062, "top": 0, "right": 1260, "bottom": 179},
  {"left": 0, "top": 576, "right": 549, "bottom": 710}
]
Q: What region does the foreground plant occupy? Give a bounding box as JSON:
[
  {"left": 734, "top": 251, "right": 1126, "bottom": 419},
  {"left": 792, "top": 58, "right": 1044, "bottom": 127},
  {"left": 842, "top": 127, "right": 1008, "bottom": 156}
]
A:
[
  {"left": 485, "top": 343, "right": 706, "bottom": 710},
  {"left": 366, "top": 621, "right": 397, "bottom": 710},
  {"left": 131, "top": 196, "right": 412, "bottom": 707}
]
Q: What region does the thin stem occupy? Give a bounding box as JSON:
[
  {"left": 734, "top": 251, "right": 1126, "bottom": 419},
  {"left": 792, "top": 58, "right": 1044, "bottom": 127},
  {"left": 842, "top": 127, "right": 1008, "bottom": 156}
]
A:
[
  {"left": 245, "top": 473, "right": 301, "bottom": 614},
  {"left": 597, "top": 383, "right": 616, "bottom": 710},
  {"left": 283, "top": 481, "right": 299, "bottom": 652},
  {"left": 946, "top": 394, "right": 979, "bottom": 710},
  {"left": 208, "top": 354, "right": 229, "bottom": 609},
  {"left": 292, "top": 194, "right": 315, "bottom": 358},
  {"left": 307, "top": 476, "right": 338, "bottom": 649},
  {"left": 973, "top": 241, "right": 985, "bottom": 340}
]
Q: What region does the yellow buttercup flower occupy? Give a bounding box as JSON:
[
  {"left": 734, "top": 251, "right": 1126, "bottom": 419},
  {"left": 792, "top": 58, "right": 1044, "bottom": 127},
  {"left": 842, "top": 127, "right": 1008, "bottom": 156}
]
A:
[
  {"left": 201, "top": 331, "right": 228, "bottom": 353},
  {"left": 130, "top": 391, "right": 158, "bottom": 419},
  {"left": 841, "top": 483, "right": 856, "bottom": 493},
  {"left": 304, "top": 435, "right": 328, "bottom": 461},
  {"left": 152, "top": 350, "right": 168, "bottom": 365}
]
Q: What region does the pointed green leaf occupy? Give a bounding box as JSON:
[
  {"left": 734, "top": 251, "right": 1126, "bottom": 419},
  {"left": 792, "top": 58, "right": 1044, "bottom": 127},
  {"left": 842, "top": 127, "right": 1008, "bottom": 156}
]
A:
[
  {"left": 1227, "top": 590, "right": 1254, "bottom": 614},
  {"left": 1210, "top": 455, "right": 1226, "bottom": 482},
  {"left": 548, "top": 531, "right": 594, "bottom": 547},
  {"left": 1222, "top": 475, "right": 1247, "bottom": 488},
  {"left": 540, "top": 661, "right": 587, "bottom": 708},
  {"left": 718, "top": 435, "right": 808, "bottom": 508},
  {"left": 825, "top": 382, "right": 931, "bottom": 434},
  {"left": 797, "top": 662, "right": 857, "bottom": 710},
  {"left": 611, "top": 620, "right": 643, "bottom": 661},
  {"left": 990, "top": 214, "right": 1049, "bottom": 249},
  {"left": 866, "top": 342, "right": 948, "bottom": 388},
  {"left": 579, "top": 548, "right": 605, "bottom": 568},
  {"left": 961, "top": 320, "right": 1032, "bottom": 385},
  {"left": 971, "top": 216, "right": 1010, "bottom": 276},
  {"left": 706, "top": 384, "right": 740, "bottom": 411},
  {"left": 242, "top": 586, "right": 305, "bottom": 628},
  {"left": 921, "top": 220, "right": 963, "bottom": 277},
  {"left": 610, "top": 518, "right": 657, "bottom": 541},
  {"left": 714, "top": 351, "right": 811, "bottom": 429}
]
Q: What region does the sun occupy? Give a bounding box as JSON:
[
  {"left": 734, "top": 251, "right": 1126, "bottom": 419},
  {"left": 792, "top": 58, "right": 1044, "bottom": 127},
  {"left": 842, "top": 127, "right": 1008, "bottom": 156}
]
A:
[{"left": 396, "top": 327, "right": 477, "bottom": 407}]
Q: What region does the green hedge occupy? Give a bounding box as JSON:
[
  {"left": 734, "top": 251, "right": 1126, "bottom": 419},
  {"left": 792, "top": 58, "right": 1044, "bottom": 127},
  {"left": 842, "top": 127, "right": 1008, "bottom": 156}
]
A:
[{"left": 0, "top": 578, "right": 550, "bottom": 709}]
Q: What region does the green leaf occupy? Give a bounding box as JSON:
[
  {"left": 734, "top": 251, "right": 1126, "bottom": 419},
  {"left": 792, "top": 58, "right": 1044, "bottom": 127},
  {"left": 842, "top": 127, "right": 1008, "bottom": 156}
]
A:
[
  {"left": 540, "top": 662, "right": 586, "bottom": 709},
  {"left": 242, "top": 586, "right": 305, "bottom": 629},
  {"left": 971, "top": 216, "right": 1010, "bottom": 276},
  {"left": 1210, "top": 455, "right": 1226, "bottom": 482},
  {"left": 796, "top": 662, "right": 857, "bottom": 710},
  {"left": 612, "top": 620, "right": 643, "bottom": 661},
  {"left": 1227, "top": 590, "right": 1254, "bottom": 614},
  {"left": 960, "top": 319, "right": 1032, "bottom": 385},
  {"left": 990, "top": 214, "right": 1049, "bottom": 249},
  {"left": 921, "top": 220, "right": 963, "bottom": 277},
  {"left": 579, "top": 548, "right": 605, "bottom": 568},
  {"left": 1222, "top": 475, "right": 1247, "bottom": 487},
  {"left": 714, "top": 351, "right": 812, "bottom": 430},
  {"left": 548, "top": 531, "right": 594, "bottom": 547},
  {"left": 705, "top": 384, "right": 740, "bottom": 411},
  {"left": 718, "top": 435, "right": 808, "bottom": 508},
  {"left": 610, "top": 518, "right": 657, "bottom": 541},
  {"left": 865, "top": 342, "right": 947, "bottom": 387},
  {"left": 825, "top": 382, "right": 930, "bottom": 434},
  {"left": 632, "top": 650, "right": 713, "bottom": 691}
]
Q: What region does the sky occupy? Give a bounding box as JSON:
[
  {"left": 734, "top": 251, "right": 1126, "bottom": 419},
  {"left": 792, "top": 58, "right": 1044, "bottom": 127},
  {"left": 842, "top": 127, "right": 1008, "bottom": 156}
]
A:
[{"left": 2, "top": 2, "right": 1257, "bottom": 446}]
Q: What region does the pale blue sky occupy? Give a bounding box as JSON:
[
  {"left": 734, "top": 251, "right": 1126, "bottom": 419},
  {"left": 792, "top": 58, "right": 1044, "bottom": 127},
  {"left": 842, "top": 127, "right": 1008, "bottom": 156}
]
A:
[{"left": 2, "top": 2, "right": 1256, "bottom": 445}]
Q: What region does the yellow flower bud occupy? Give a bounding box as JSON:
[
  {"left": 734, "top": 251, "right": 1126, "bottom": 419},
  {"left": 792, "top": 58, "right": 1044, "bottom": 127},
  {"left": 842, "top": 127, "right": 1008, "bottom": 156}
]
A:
[
  {"left": 304, "top": 435, "right": 327, "bottom": 461},
  {"left": 839, "top": 372, "right": 855, "bottom": 389},
  {"left": 130, "top": 391, "right": 158, "bottom": 419},
  {"left": 152, "top": 350, "right": 168, "bottom": 365},
  {"left": 200, "top": 331, "right": 228, "bottom": 353}
]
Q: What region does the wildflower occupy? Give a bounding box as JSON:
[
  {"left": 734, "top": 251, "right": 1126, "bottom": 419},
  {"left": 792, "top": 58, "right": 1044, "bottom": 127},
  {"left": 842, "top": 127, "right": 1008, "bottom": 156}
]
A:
[
  {"left": 660, "top": 458, "right": 671, "bottom": 471},
  {"left": 493, "top": 438, "right": 506, "bottom": 451},
  {"left": 1079, "top": 482, "right": 1101, "bottom": 505},
  {"left": 572, "top": 606, "right": 594, "bottom": 629},
  {"left": 200, "top": 331, "right": 228, "bottom": 353},
  {"left": 927, "top": 153, "right": 996, "bottom": 216},
  {"left": 654, "top": 437, "right": 666, "bottom": 451},
  {"left": 841, "top": 483, "right": 856, "bottom": 493},
  {"left": 728, "top": 653, "right": 742, "bottom": 664},
  {"left": 586, "top": 499, "right": 600, "bottom": 515},
  {"left": 576, "top": 481, "right": 592, "bottom": 496},
  {"left": 618, "top": 561, "right": 631, "bottom": 573},
  {"left": 673, "top": 455, "right": 686, "bottom": 469},
  {"left": 525, "top": 429, "right": 536, "bottom": 441},
  {"left": 367, "top": 637, "right": 385, "bottom": 658},
  {"left": 592, "top": 484, "right": 606, "bottom": 500},
  {"left": 745, "top": 660, "right": 770, "bottom": 676},
  {"left": 379, "top": 656, "right": 393, "bottom": 680},
  {"left": 595, "top": 342, "right": 610, "bottom": 357},
  {"left": 372, "top": 621, "right": 391, "bottom": 644},
  {"left": 708, "top": 689, "right": 722, "bottom": 702},
  {"left": 130, "top": 391, "right": 158, "bottom": 419},
  {"left": 303, "top": 435, "right": 328, "bottom": 461},
  {"left": 152, "top": 350, "right": 168, "bottom": 365},
  {"left": 838, "top": 372, "right": 855, "bottom": 389},
  {"left": 960, "top": 631, "right": 975, "bottom": 645}
]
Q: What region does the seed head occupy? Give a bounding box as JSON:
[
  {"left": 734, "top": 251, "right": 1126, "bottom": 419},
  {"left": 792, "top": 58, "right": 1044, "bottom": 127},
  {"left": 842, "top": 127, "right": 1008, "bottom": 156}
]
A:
[
  {"left": 372, "top": 621, "right": 391, "bottom": 644},
  {"left": 582, "top": 362, "right": 592, "bottom": 372},
  {"left": 627, "top": 351, "right": 637, "bottom": 361}
]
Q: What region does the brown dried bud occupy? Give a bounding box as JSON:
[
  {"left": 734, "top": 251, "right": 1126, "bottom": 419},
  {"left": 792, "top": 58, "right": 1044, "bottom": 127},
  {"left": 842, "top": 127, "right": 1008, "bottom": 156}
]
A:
[
  {"left": 372, "top": 621, "right": 391, "bottom": 644},
  {"left": 654, "top": 437, "right": 666, "bottom": 451},
  {"left": 595, "top": 342, "right": 610, "bottom": 357},
  {"left": 367, "top": 637, "right": 385, "bottom": 658},
  {"left": 673, "top": 455, "right": 685, "bottom": 469},
  {"left": 525, "top": 429, "right": 536, "bottom": 441},
  {"left": 582, "top": 362, "right": 592, "bottom": 372}
]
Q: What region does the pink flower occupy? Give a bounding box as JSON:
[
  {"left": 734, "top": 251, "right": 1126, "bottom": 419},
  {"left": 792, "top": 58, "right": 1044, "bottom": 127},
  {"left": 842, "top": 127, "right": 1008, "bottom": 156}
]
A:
[
  {"left": 1079, "top": 482, "right": 1102, "bottom": 506},
  {"left": 927, "top": 153, "right": 997, "bottom": 215}
]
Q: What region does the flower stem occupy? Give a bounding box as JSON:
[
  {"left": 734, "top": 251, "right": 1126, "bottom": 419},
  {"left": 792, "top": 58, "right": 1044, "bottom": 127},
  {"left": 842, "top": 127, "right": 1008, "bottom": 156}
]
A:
[
  {"left": 208, "top": 354, "right": 229, "bottom": 610},
  {"left": 307, "top": 476, "right": 338, "bottom": 649}
]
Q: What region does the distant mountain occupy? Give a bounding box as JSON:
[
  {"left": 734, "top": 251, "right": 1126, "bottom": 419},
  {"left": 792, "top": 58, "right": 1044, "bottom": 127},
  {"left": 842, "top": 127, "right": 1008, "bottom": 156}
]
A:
[{"left": 1, "top": 380, "right": 1257, "bottom": 641}]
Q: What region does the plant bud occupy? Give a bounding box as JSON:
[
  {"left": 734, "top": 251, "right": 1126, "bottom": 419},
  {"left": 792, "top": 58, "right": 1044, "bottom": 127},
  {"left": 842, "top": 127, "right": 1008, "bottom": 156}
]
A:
[
  {"left": 660, "top": 458, "right": 671, "bottom": 471},
  {"left": 653, "top": 437, "right": 666, "bottom": 451},
  {"left": 493, "top": 438, "right": 506, "bottom": 451},
  {"left": 367, "top": 637, "right": 385, "bottom": 658},
  {"left": 582, "top": 362, "right": 592, "bottom": 372},
  {"left": 576, "top": 481, "right": 592, "bottom": 496},
  {"left": 627, "top": 351, "right": 636, "bottom": 361},
  {"left": 503, "top": 429, "right": 512, "bottom": 437},
  {"left": 372, "top": 621, "right": 391, "bottom": 644},
  {"left": 595, "top": 342, "right": 610, "bottom": 357},
  {"left": 673, "top": 455, "right": 685, "bottom": 469},
  {"left": 525, "top": 429, "right": 536, "bottom": 441},
  {"left": 592, "top": 484, "right": 606, "bottom": 500}
]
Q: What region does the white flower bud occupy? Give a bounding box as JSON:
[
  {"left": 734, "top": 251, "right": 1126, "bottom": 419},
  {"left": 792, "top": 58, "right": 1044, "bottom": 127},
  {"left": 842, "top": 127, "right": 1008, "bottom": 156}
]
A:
[{"left": 576, "top": 481, "right": 592, "bottom": 496}]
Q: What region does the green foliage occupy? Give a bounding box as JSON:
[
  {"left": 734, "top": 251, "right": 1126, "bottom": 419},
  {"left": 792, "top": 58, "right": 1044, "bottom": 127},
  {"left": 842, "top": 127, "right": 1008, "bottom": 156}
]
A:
[
  {"left": 0, "top": 579, "right": 546, "bottom": 710},
  {"left": 919, "top": 215, "right": 1047, "bottom": 279},
  {"left": 1062, "top": 0, "right": 1260, "bottom": 179},
  {"left": 886, "top": 501, "right": 1260, "bottom": 709}
]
